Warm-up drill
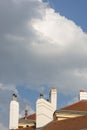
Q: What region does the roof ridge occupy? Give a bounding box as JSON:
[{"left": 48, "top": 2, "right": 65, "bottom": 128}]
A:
[{"left": 60, "top": 100, "right": 87, "bottom": 110}]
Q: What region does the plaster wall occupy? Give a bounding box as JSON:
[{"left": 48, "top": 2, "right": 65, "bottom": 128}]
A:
[
  {"left": 80, "top": 92, "right": 87, "bottom": 100},
  {"left": 9, "top": 100, "right": 19, "bottom": 129},
  {"left": 36, "top": 98, "right": 54, "bottom": 128}
]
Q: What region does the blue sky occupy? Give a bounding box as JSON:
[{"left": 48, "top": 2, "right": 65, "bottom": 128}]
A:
[
  {"left": 47, "top": 0, "right": 87, "bottom": 32},
  {"left": 0, "top": 0, "right": 87, "bottom": 129}
]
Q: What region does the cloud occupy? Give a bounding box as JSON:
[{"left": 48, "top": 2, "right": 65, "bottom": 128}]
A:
[
  {"left": 0, "top": 0, "right": 87, "bottom": 93},
  {"left": 0, "top": 0, "right": 87, "bottom": 129},
  {"left": 0, "top": 83, "right": 18, "bottom": 93},
  {"left": 0, "top": 123, "right": 8, "bottom": 130},
  {"left": 32, "top": 8, "right": 82, "bottom": 46}
]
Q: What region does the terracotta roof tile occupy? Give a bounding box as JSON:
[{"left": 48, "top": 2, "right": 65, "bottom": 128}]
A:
[
  {"left": 60, "top": 100, "right": 87, "bottom": 111},
  {"left": 27, "top": 113, "right": 36, "bottom": 120},
  {"left": 20, "top": 113, "right": 36, "bottom": 120},
  {"left": 43, "top": 115, "right": 87, "bottom": 130}
]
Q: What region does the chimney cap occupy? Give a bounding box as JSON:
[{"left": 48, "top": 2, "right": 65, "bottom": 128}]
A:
[
  {"left": 12, "top": 93, "right": 17, "bottom": 101},
  {"left": 51, "top": 88, "right": 57, "bottom": 92},
  {"left": 13, "top": 93, "right": 15, "bottom": 96},
  {"left": 40, "top": 93, "right": 44, "bottom": 98},
  {"left": 13, "top": 93, "right": 17, "bottom": 97},
  {"left": 80, "top": 90, "right": 86, "bottom": 92}
]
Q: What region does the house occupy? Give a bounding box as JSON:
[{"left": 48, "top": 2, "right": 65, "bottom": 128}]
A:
[{"left": 9, "top": 89, "right": 87, "bottom": 130}]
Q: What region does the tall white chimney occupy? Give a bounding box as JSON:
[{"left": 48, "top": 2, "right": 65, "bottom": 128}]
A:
[
  {"left": 50, "top": 88, "right": 57, "bottom": 110},
  {"left": 9, "top": 94, "right": 19, "bottom": 130},
  {"left": 36, "top": 88, "right": 57, "bottom": 128},
  {"left": 80, "top": 90, "right": 87, "bottom": 100}
]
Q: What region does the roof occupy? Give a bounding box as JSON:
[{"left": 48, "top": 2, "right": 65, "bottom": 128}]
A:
[
  {"left": 18, "top": 113, "right": 36, "bottom": 130},
  {"left": 60, "top": 100, "right": 87, "bottom": 111},
  {"left": 20, "top": 113, "right": 36, "bottom": 121},
  {"left": 19, "top": 119, "right": 36, "bottom": 124},
  {"left": 18, "top": 101, "right": 87, "bottom": 130},
  {"left": 43, "top": 100, "right": 87, "bottom": 130},
  {"left": 27, "top": 113, "right": 36, "bottom": 120},
  {"left": 43, "top": 115, "right": 87, "bottom": 130}
]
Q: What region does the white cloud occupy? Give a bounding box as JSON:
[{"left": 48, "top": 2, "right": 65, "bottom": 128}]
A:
[
  {"left": 0, "top": 83, "right": 18, "bottom": 93},
  {"left": 32, "top": 8, "right": 84, "bottom": 46},
  {"left": 0, "top": 0, "right": 87, "bottom": 92},
  {"left": 0, "top": 0, "right": 87, "bottom": 129},
  {"left": 0, "top": 123, "right": 8, "bottom": 130}
]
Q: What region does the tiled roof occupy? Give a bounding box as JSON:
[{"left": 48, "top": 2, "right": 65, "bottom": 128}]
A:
[
  {"left": 18, "top": 101, "right": 87, "bottom": 130},
  {"left": 60, "top": 100, "right": 87, "bottom": 111},
  {"left": 43, "top": 100, "right": 87, "bottom": 130},
  {"left": 27, "top": 113, "right": 36, "bottom": 120},
  {"left": 43, "top": 115, "right": 87, "bottom": 130},
  {"left": 20, "top": 113, "right": 36, "bottom": 120}
]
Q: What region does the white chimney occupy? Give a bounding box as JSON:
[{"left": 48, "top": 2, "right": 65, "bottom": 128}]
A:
[
  {"left": 50, "top": 88, "right": 57, "bottom": 110},
  {"left": 36, "top": 88, "right": 57, "bottom": 128},
  {"left": 80, "top": 90, "right": 87, "bottom": 100},
  {"left": 9, "top": 94, "right": 19, "bottom": 130}
]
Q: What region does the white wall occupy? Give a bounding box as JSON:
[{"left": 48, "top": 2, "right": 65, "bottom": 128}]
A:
[
  {"left": 9, "top": 100, "right": 19, "bottom": 129},
  {"left": 36, "top": 88, "right": 57, "bottom": 128},
  {"left": 50, "top": 88, "right": 57, "bottom": 110},
  {"left": 36, "top": 98, "right": 54, "bottom": 128},
  {"left": 80, "top": 91, "right": 87, "bottom": 100}
]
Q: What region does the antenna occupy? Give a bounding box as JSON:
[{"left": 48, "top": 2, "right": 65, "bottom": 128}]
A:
[{"left": 40, "top": 86, "right": 44, "bottom": 98}]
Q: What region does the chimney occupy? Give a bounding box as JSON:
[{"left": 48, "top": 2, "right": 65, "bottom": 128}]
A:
[
  {"left": 80, "top": 90, "right": 87, "bottom": 100},
  {"left": 9, "top": 94, "right": 19, "bottom": 130},
  {"left": 36, "top": 88, "right": 57, "bottom": 128},
  {"left": 25, "top": 110, "right": 28, "bottom": 120},
  {"left": 40, "top": 93, "right": 44, "bottom": 98},
  {"left": 50, "top": 88, "right": 57, "bottom": 110},
  {"left": 12, "top": 94, "right": 17, "bottom": 101}
]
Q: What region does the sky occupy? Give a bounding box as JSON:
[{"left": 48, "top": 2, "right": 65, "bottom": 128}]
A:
[{"left": 0, "top": 0, "right": 87, "bottom": 129}]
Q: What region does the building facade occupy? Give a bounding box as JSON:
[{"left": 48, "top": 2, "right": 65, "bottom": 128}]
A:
[{"left": 9, "top": 89, "right": 87, "bottom": 130}]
